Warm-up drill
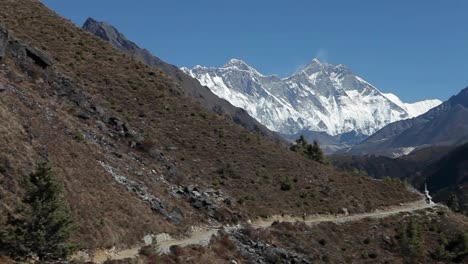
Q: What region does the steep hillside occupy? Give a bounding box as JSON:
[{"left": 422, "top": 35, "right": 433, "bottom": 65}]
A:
[
  {"left": 332, "top": 144, "right": 468, "bottom": 215},
  {"left": 0, "top": 0, "right": 418, "bottom": 251},
  {"left": 421, "top": 143, "right": 468, "bottom": 215},
  {"left": 340, "top": 87, "right": 468, "bottom": 157},
  {"left": 82, "top": 18, "right": 281, "bottom": 142},
  {"left": 240, "top": 208, "right": 468, "bottom": 264},
  {"left": 182, "top": 58, "right": 441, "bottom": 150}
]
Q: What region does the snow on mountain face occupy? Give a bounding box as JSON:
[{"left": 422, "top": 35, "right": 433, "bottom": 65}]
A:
[
  {"left": 181, "top": 58, "right": 442, "bottom": 137},
  {"left": 382, "top": 93, "right": 442, "bottom": 118}
]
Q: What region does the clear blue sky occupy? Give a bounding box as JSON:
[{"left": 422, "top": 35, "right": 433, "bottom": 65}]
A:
[{"left": 41, "top": 0, "right": 468, "bottom": 102}]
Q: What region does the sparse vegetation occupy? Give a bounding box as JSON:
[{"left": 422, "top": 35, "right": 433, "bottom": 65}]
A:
[
  {"left": 432, "top": 232, "right": 468, "bottom": 262},
  {"left": 238, "top": 209, "right": 467, "bottom": 264},
  {"left": 393, "top": 219, "right": 422, "bottom": 262}
]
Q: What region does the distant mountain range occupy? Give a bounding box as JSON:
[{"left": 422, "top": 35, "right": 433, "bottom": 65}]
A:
[
  {"left": 340, "top": 87, "right": 468, "bottom": 157},
  {"left": 82, "top": 18, "right": 282, "bottom": 142},
  {"left": 182, "top": 59, "right": 441, "bottom": 151}
]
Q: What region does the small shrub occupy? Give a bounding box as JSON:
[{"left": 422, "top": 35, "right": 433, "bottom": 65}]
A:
[
  {"left": 220, "top": 234, "right": 236, "bottom": 251},
  {"left": 139, "top": 245, "right": 156, "bottom": 257},
  {"left": 318, "top": 238, "right": 327, "bottom": 246},
  {"left": 74, "top": 131, "right": 85, "bottom": 142},
  {"left": 280, "top": 181, "right": 292, "bottom": 191},
  {"left": 169, "top": 245, "right": 184, "bottom": 257},
  {"left": 137, "top": 140, "right": 157, "bottom": 153}
]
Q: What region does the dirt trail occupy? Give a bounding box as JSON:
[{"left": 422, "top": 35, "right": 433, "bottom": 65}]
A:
[
  {"left": 81, "top": 198, "right": 437, "bottom": 263},
  {"left": 83, "top": 228, "right": 221, "bottom": 263},
  {"left": 252, "top": 198, "right": 436, "bottom": 228}
]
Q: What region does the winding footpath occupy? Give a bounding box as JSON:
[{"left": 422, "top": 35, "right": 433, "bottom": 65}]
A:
[{"left": 81, "top": 198, "right": 437, "bottom": 263}]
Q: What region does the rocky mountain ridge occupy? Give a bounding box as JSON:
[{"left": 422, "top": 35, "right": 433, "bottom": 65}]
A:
[
  {"left": 82, "top": 18, "right": 282, "bottom": 142},
  {"left": 340, "top": 86, "right": 468, "bottom": 157},
  {"left": 182, "top": 58, "right": 441, "bottom": 149}
]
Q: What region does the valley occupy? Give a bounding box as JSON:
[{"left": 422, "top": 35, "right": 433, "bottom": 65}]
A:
[{"left": 0, "top": 1, "right": 466, "bottom": 263}]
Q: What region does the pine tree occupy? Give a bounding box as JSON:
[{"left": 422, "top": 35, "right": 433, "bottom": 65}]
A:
[
  {"left": 290, "top": 135, "right": 308, "bottom": 152},
  {"left": 0, "top": 162, "right": 76, "bottom": 260},
  {"left": 310, "top": 141, "right": 329, "bottom": 164},
  {"left": 446, "top": 194, "right": 460, "bottom": 212},
  {"left": 291, "top": 136, "right": 329, "bottom": 164}
]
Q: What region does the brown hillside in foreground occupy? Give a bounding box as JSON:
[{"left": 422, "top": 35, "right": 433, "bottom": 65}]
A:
[{"left": 0, "top": 0, "right": 418, "bottom": 248}]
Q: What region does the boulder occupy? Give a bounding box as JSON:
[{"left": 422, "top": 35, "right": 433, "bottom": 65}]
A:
[
  {"left": 168, "top": 207, "right": 183, "bottom": 225},
  {"left": 52, "top": 77, "right": 90, "bottom": 107},
  {"left": 25, "top": 46, "right": 53, "bottom": 68}
]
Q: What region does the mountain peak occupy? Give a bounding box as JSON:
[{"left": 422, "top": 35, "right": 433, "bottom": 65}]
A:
[
  {"left": 83, "top": 17, "right": 97, "bottom": 26},
  {"left": 82, "top": 17, "right": 112, "bottom": 33},
  {"left": 311, "top": 58, "right": 323, "bottom": 64},
  {"left": 222, "top": 58, "right": 264, "bottom": 75},
  {"left": 82, "top": 17, "right": 139, "bottom": 52},
  {"left": 294, "top": 58, "right": 330, "bottom": 74},
  {"left": 447, "top": 85, "right": 468, "bottom": 107},
  {"left": 223, "top": 58, "right": 250, "bottom": 68}
]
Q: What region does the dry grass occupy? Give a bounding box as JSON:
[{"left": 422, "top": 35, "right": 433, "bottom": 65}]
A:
[
  {"left": 0, "top": 0, "right": 419, "bottom": 249},
  {"left": 245, "top": 208, "right": 468, "bottom": 263},
  {"left": 105, "top": 236, "right": 245, "bottom": 264}
]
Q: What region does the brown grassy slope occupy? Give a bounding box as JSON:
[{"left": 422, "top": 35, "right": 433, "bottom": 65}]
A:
[
  {"left": 0, "top": 0, "right": 418, "bottom": 248},
  {"left": 0, "top": 54, "right": 205, "bottom": 248},
  {"left": 246, "top": 208, "right": 468, "bottom": 263}
]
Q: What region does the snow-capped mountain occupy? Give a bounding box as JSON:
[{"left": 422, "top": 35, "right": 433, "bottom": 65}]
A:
[
  {"left": 181, "top": 58, "right": 441, "bottom": 142},
  {"left": 339, "top": 86, "right": 468, "bottom": 157}
]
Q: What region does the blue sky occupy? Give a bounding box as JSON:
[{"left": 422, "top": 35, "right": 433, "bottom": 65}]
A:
[{"left": 41, "top": 0, "right": 468, "bottom": 102}]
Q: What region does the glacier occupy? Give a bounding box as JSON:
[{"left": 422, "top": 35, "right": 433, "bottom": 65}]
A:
[{"left": 181, "top": 58, "right": 441, "bottom": 145}]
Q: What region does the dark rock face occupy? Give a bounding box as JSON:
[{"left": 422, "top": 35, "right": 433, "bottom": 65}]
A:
[
  {"left": 82, "top": 18, "right": 283, "bottom": 143},
  {"left": 226, "top": 229, "right": 311, "bottom": 264},
  {"left": 0, "top": 27, "right": 53, "bottom": 70},
  {"left": 172, "top": 185, "right": 234, "bottom": 221},
  {"left": 340, "top": 87, "right": 468, "bottom": 157},
  {"left": 52, "top": 76, "right": 91, "bottom": 108}
]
